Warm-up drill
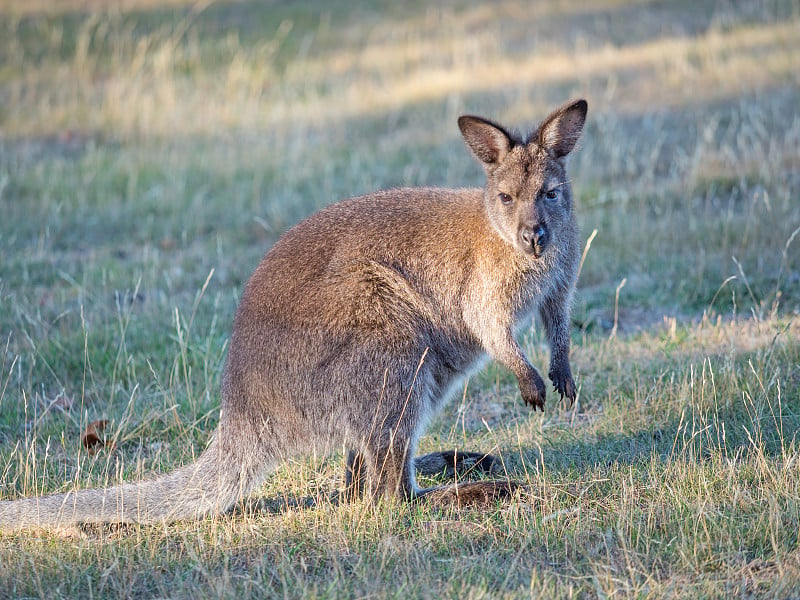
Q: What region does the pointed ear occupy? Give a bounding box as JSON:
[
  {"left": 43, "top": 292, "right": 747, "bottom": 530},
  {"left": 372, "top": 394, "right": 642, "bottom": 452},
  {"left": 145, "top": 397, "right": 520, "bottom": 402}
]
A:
[
  {"left": 458, "top": 115, "right": 514, "bottom": 167},
  {"left": 536, "top": 99, "right": 588, "bottom": 158}
]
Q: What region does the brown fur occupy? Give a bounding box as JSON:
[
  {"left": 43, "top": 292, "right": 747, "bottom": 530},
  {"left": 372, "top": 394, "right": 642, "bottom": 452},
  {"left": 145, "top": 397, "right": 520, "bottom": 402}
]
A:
[{"left": 0, "top": 99, "right": 587, "bottom": 528}]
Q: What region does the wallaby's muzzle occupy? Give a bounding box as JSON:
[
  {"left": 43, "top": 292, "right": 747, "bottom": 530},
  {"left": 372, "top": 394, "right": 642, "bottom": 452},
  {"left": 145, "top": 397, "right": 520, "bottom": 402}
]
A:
[{"left": 520, "top": 223, "right": 548, "bottom": 256}]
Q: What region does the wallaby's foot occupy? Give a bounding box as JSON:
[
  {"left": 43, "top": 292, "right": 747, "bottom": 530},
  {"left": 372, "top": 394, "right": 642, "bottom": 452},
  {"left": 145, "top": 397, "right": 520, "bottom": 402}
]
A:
[
  {"left": 416, "top": 480, "right": 521, "bottom": 508},
  {"left": 549, "top": 365, "right": 577, "bottom": 406},
  {"left": 343, "top": 449, "right": 502, "bottom": 502},
  {"left": 342, "top": 450, "right": 502, "bottom": 502},
  {"left": 519, "top": 367, "right": 548, "bottom": 411},
  {"left": 414, "top": 450, "right": 501, "bottom": 478}
]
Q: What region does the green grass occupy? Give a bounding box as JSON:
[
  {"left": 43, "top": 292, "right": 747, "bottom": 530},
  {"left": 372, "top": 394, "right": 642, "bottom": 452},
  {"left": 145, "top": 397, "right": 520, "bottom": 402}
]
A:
[{"left": 1, "top": 0, "right": 799, "bottom": 598}]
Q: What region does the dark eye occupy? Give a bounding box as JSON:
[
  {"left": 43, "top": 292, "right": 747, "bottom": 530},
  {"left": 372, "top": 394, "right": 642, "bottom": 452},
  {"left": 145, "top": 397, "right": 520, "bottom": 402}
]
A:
[
  {"left": 498, "top": 192, "right": 513, "bottom": 205},
  {"left": 545, "top": 188, "right": 560, "bottom": 201}
]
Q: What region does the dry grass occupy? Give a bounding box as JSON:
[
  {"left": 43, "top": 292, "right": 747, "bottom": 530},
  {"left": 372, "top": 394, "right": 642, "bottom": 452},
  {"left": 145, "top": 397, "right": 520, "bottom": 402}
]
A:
[{"left": 0, "top": 0, "right": 799, "bottom": 598}]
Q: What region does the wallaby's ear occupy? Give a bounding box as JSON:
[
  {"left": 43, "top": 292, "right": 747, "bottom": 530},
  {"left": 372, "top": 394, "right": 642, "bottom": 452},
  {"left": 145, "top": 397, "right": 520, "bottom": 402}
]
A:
[
  {"left": 458, "top": 115, "right": 515, "bottom": 167},
  {"left": 536, "top": 99, "right": 588, "bottom": 158}
]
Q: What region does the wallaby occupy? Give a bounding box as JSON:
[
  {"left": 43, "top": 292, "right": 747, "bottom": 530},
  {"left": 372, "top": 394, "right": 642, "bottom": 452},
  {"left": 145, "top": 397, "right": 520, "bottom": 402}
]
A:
[{"left": 0, "top": 99, "right": 587, "bottom": 528}]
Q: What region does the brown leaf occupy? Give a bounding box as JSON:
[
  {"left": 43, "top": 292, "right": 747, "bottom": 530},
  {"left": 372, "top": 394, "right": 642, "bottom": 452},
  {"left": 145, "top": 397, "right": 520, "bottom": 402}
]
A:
[{"left": 81, "top": 420, "right": 115, "bottom": 454}]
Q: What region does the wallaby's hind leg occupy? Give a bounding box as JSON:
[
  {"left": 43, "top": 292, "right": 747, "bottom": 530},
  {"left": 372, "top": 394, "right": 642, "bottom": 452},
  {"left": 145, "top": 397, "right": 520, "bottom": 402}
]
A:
[
  {"left": 366, "top": 442, "right": 416, "bottom": 501},
  {"left": 347, "top": 448, "right": 519, "bottom": 508},
  {"left": 343, "top": 449, "right": 502, "bottom": 501},
  {"left": 343, "top": 449, "right": 368, "bottom": 502},
  {"left": 396, "top": 447, "right": 519, "bottom": 508}
]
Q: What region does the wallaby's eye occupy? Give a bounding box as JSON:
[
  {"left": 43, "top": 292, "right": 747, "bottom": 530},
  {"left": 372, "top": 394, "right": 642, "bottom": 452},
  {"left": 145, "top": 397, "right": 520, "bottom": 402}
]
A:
[
  {"left": 498, "top": 192, "right": 513, "bottom": 205},
  {"left": 545, "top": 188, "right": 560, "bottom": 201}
]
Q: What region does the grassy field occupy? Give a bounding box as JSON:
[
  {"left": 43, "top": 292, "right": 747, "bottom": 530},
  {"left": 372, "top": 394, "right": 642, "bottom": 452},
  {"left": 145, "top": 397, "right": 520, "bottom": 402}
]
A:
[{"left": 1, "top": 0, "right": 799, "bottom": 597}]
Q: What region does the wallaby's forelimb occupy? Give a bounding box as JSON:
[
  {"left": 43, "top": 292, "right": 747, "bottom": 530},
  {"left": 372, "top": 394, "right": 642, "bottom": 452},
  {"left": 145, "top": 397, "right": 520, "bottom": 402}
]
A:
[{"left": 540, "top": 289, "right": 578, "bottom": 405}]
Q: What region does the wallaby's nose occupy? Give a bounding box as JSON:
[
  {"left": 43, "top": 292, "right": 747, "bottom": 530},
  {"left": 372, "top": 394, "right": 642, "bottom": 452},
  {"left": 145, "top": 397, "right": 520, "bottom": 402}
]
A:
[
  {"left": 533, "top": 225, "right": 547, "bottom": 245},
  {"left": 521, "top": 224, "right": 548, "bottom": 251}
]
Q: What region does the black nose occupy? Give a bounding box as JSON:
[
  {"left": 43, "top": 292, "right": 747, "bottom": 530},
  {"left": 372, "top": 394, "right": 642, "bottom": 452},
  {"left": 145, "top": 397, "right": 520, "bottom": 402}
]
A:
[
  {"left": 521, "top": 224, "right": 548, "bottom": 248},
  {"left": 533, "top": 225, "right": 547, "bottom": 245}
]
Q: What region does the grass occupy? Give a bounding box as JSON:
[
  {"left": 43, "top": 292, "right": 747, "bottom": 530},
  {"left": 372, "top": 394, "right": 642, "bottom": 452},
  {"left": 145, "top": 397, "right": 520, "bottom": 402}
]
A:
[{"left": 1, "top": 0, "right": 799, "bottom": 597}]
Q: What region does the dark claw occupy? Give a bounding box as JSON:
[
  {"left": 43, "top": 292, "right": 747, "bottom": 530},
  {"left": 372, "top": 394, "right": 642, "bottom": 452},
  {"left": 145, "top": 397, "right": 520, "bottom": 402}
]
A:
[
  {"left": 520, "top": 368, "right": 547, "bottom": 411},
  {"left": 549, "top": 368, "right": 577, "bottom": 408}
]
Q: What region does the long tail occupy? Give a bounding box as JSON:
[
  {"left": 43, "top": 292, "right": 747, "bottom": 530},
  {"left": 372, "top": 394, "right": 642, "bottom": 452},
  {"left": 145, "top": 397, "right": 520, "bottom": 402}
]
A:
[{"left": 0, "top": 434, "right": 269, "bottom": 529}]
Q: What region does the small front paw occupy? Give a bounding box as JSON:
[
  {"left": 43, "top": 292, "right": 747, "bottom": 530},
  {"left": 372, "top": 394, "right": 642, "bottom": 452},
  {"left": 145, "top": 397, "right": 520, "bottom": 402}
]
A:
[
  {"left": 549, "top": 366, "right": 577, "bottom": 406},
  {"left": 519, "top": 368, "right": 547, "bottom": 412}
]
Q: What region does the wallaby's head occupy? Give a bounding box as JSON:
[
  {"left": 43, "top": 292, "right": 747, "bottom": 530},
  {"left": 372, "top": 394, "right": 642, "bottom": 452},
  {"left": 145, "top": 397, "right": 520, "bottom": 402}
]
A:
[{"left": 458, "top": 99, "right": 587, "bottom": 258}]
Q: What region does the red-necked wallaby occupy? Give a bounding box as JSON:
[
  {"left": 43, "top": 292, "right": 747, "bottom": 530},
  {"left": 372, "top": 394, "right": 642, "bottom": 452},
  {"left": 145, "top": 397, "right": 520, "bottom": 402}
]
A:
[{"left": 0, "top": 99, "right": 587, "bottom": 528}]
